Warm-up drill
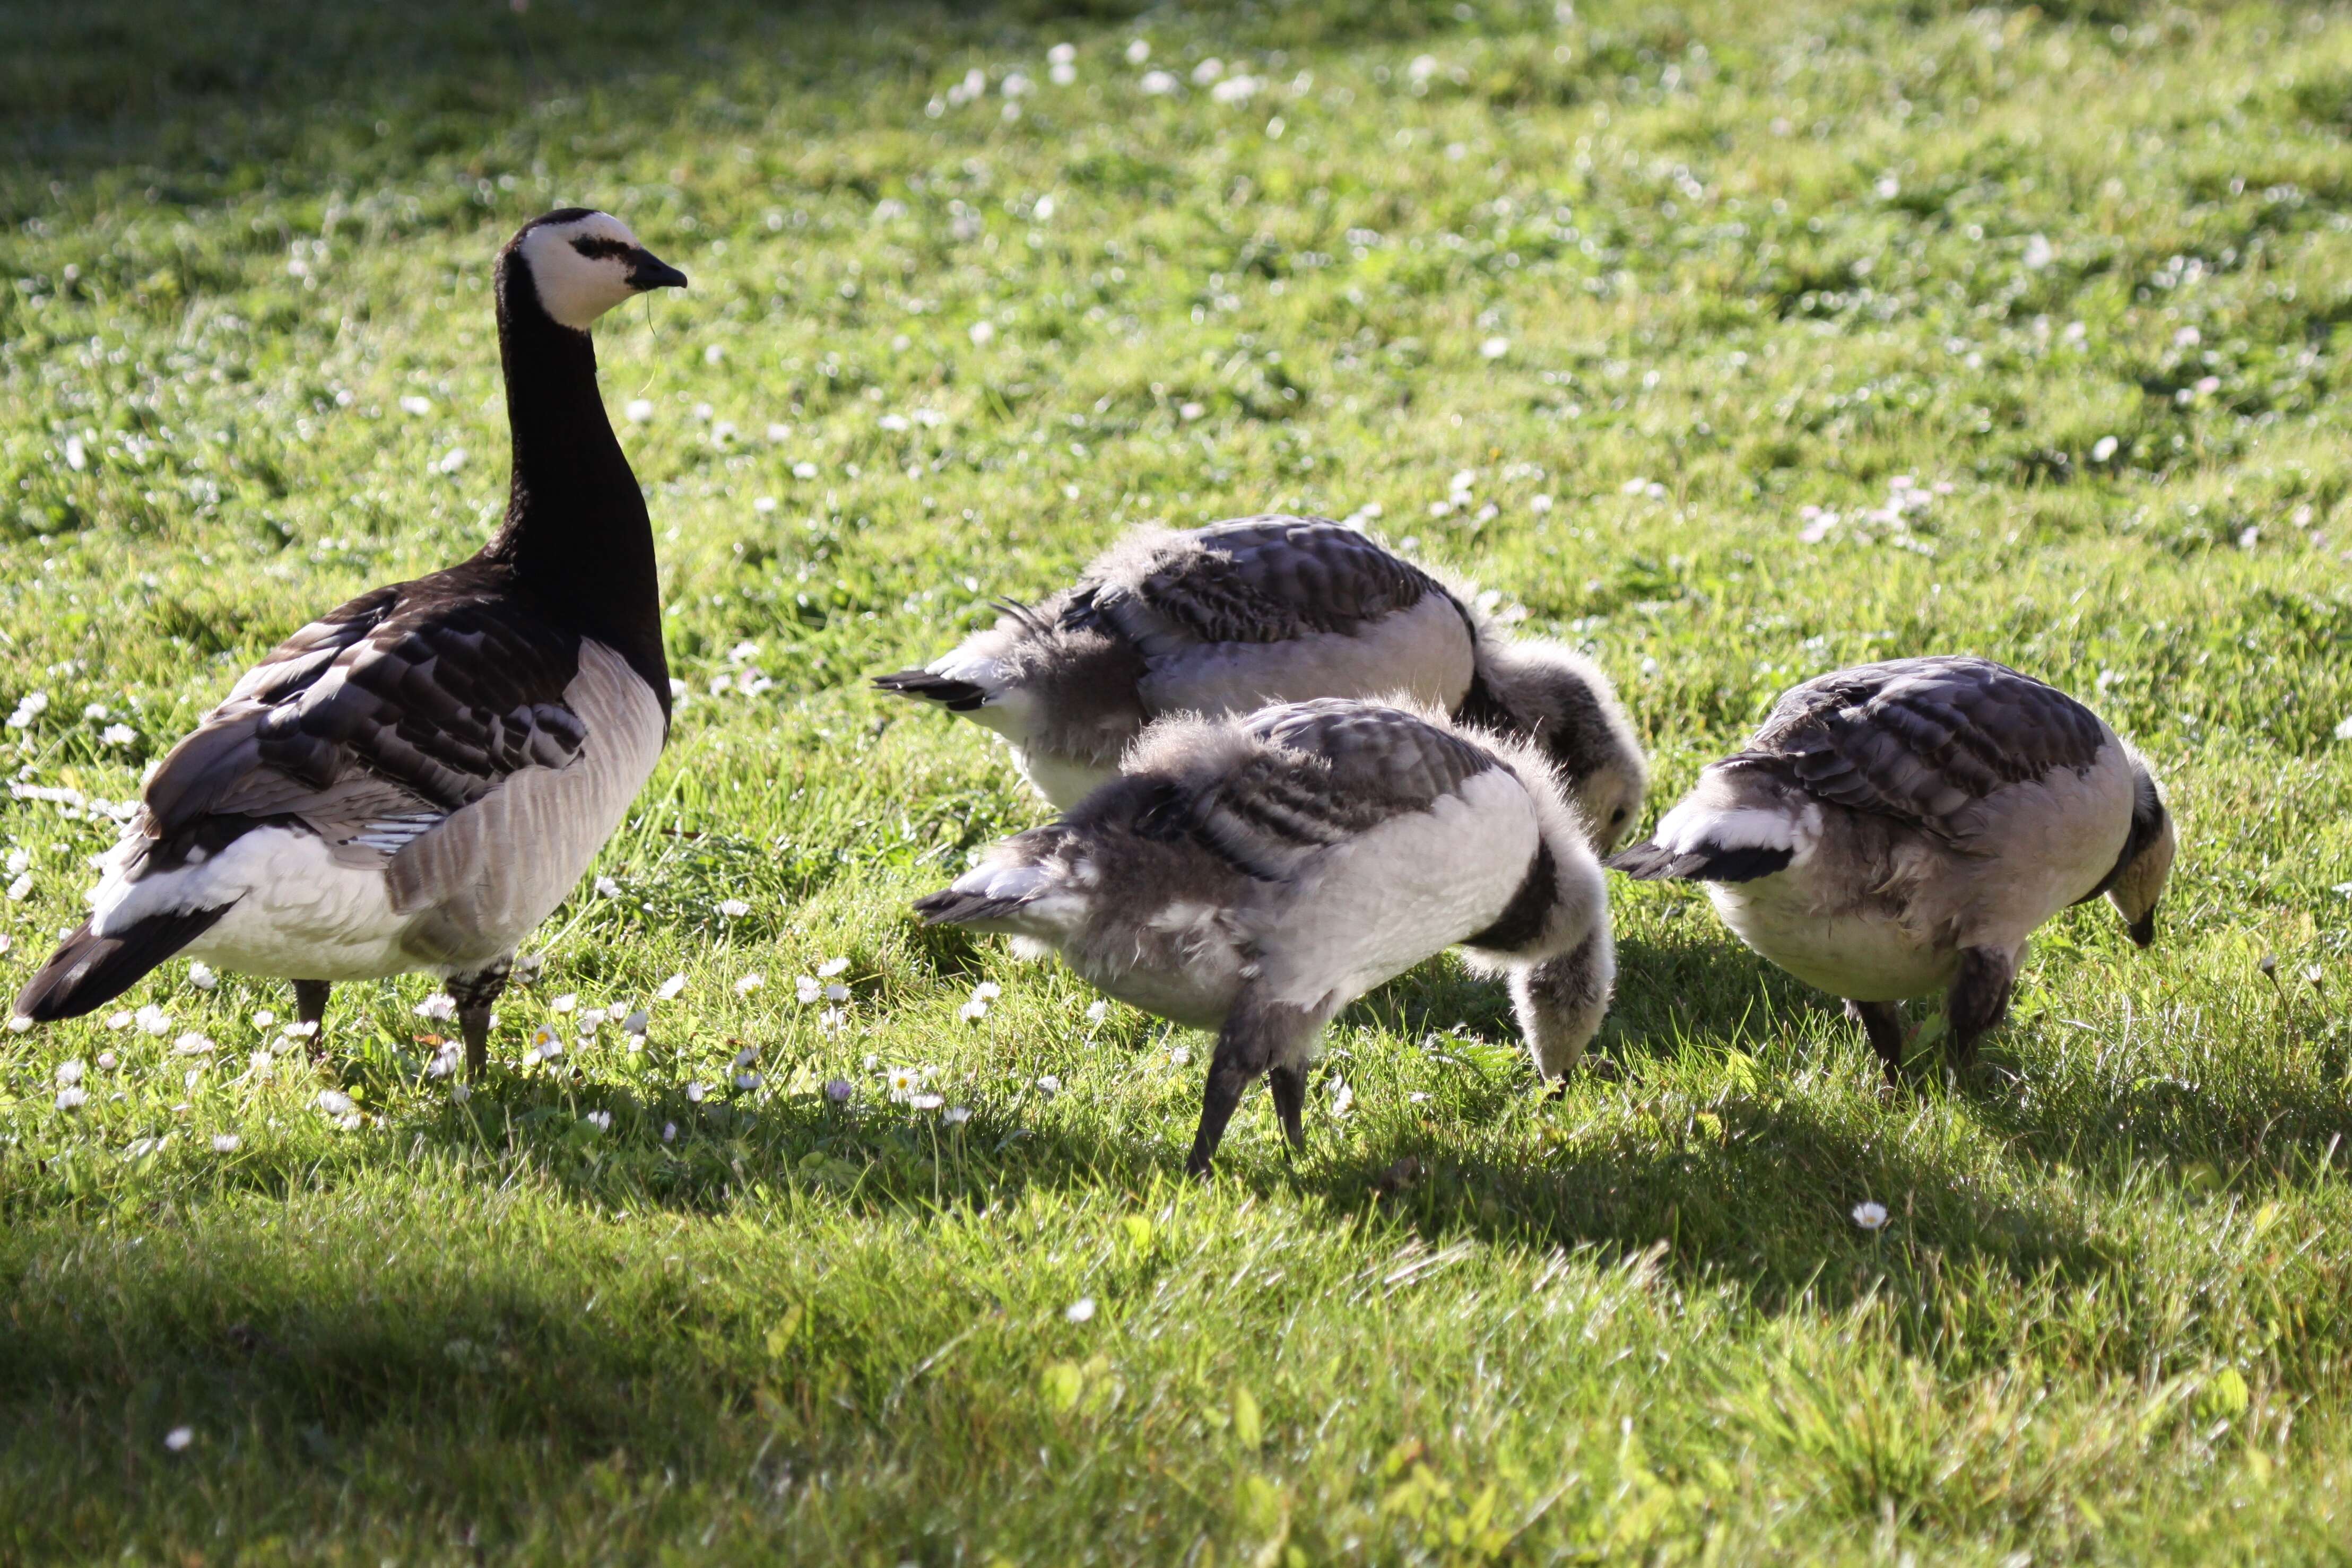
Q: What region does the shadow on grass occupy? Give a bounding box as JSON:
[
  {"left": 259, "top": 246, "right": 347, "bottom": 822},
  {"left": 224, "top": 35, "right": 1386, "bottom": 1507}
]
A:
[{"left": 3, "top": 0, "right": 1497, "bottom": 218}]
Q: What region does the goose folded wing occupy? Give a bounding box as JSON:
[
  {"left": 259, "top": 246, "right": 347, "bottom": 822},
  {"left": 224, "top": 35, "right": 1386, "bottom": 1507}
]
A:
[
  {"left": 1181, "top": 701, "right": 1501, "bottom": 880},
  {"left": 138, "top": 595, "right": 588, "bottom": 858},
  {"left": 1077, "top": 516, "right": 1455, "bottom": 654},
  {"left": 1741, "top": 656, "right": 2110, "bottom": 840}
]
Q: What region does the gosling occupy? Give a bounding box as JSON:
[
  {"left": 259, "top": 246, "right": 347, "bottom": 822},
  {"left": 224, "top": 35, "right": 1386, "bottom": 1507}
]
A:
[
  {"left": 1609, "top": 656, "right": 2175, "bottom": 1079},
  {"left": 876, "top": 516, "right": 1646, "bottom": 850},
  {"left": 915, "top": 698, "right": 1615, "bottom": 1177}
]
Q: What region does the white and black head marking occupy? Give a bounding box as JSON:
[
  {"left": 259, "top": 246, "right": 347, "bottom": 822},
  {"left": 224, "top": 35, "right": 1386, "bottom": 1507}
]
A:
[{"left": 511, "top": 209, "right": 688, "bottom": 329}]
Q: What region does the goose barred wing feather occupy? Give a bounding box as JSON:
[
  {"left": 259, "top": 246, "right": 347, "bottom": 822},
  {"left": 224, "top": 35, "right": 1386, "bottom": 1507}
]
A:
[
  {"left": 138, "top": 568, "right": 587, "bottom": 856},
  {"left": 1070, "top": 516, "right": 1454, "bottom": 654},
  {"left": 1737, "top": 656, "right": 2110, "bottom": 839},
  {"left": 1181, "top": 700, "right": 1500, "bottom": 880}
]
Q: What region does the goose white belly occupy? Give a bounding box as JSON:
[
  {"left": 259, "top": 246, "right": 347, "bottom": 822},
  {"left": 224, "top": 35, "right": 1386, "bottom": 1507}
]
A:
[
  {"left": 384, "top": 642, "right": 665, "bottom": 968},
  {"left": 1006, "top": 742, "right": 1118, "bottom": 813},
  {"left": 1705, "top": 874, "right": 1957, "bottom": 1002},
  {"left": 1702, "top": 747, "right": 2137, "bottom": 1003},
  {"left": 1138, "top": 594, "right": 1475, "bottom": 720},
  {"left": 94, "top": 641, "right": 665, "bottom": 981},
  {"left": 1258, "top": 768, "right": 1538, "bottom": 1013},
  {"left": 1064, "top": 896, "right": 1253, "bottom": 1028}
]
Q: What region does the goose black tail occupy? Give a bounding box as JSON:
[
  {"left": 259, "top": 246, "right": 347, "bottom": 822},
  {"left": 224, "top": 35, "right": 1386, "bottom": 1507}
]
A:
[
  {"left": 1606, "top": 841, "right": 1793, "bottom": 884},
  {"left": 913, "top": 887, "right": 1031, "bottom": 926},
  {"left": 873, "top": 670, "right": 989, "bottom": 712},
  {"left": 13, "top": 906, "right": 232, "bottom": 1023}
]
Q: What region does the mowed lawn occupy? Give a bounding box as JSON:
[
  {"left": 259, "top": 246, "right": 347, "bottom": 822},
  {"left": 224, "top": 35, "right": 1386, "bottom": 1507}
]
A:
[{"left": 4, "top": 0, "right": 2352, "bottom": 1559}]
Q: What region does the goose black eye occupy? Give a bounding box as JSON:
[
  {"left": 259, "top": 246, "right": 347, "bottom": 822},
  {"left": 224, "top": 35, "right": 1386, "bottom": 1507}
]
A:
[
  {"left": 1611, "top": 806, "right": 1628, "bottom": 824},
  {"left": 569, "top": 237, "right": 630, "bottom": 260}
]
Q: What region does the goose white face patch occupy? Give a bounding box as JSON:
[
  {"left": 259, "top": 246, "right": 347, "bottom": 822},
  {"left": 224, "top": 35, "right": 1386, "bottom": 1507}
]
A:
[{"left": 518, "top": 212, "right": 647, "bottom": 329}]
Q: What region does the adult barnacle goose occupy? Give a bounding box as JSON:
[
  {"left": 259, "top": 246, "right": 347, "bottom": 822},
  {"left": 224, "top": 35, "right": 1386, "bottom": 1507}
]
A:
[
  {"left": 915, "top": 698, "right": 1615, "bottom": 1176},
  {"left": 1609, "top": 656, "right": 2175, "bottom": 1079},
  {"left": 874, "top": 516, "right": 1647, "bottom": 850},
  {"left": 13, "top": 210, "right": 688, "bottom": 1073}
]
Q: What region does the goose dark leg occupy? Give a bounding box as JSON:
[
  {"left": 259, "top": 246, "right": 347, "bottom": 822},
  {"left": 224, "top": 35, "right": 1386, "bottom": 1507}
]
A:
[
  {"left": 446, "top": 959, "right": 514, "bottom": 1078},
  {"left": 293, "top": 980, "right": 331, "bottom": 1055},
  {"left": 1266, "top": 1062, "right": 1308, "bottom": 1155},
  {"left": 1185, "top": 995, "right": 1321, "bottom": 1179},
  {"left": 1845, "top": 999, "right": 1907, "bottom": 1082},
  {"left": 1945, "top": 946, "right": 2016, "bottom": 1069}
]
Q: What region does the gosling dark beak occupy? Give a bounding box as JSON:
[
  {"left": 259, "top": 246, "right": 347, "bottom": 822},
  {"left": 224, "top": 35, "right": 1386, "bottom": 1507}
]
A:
[
  {"left": 627, "top": 249, "right": 688, "bottom": 292},
  {"left": 2128, "top": 909, "right": 2157, "bottom": 949}
]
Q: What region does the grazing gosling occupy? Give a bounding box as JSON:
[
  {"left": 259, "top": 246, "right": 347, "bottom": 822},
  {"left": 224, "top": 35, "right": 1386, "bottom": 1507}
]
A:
[
  {"left": 13, "top": 210, "right": 688, "bottom": 1072},
  {"left": 1609, "top": 656, "right": 2175, "bottom": 1078},
  {"left": 915, "top": 698, "right": 1615, "bottom": 1176},
  {"left": 875, "top": 516, "right": 1646, "bottom": 850}
]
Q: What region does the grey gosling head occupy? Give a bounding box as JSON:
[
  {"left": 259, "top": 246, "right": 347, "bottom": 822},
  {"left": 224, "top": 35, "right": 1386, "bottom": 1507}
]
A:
[
  {"left": 915, "top": 698, "right": 1616, "bottom": 1177},
  {"left": 1608, "top": 655, "right": 2175, "bottom": 1081},
  {"left": 12, "top": 210, "right": 687, "bottom": 1071},
  {"left": 875, "top": 515, "right": 1646, "bottom": 850}
]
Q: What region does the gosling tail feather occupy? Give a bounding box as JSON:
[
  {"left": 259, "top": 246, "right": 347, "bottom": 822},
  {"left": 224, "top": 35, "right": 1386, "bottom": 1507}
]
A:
[{"left": 1605, "top": 841, "right": 1793, "bottom": 884}]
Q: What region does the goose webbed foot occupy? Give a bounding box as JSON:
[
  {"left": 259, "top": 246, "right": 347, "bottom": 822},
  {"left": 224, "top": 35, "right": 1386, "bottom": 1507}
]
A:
[
  {"left": 446, "top": 958, "right": 515, "bottom": 1079},
  {"left": 293, "top": 980, "right": 331, "bottom": 1057},
  {"left": 1185, "top": 995, "right": 1323, "bottom": 1180}
]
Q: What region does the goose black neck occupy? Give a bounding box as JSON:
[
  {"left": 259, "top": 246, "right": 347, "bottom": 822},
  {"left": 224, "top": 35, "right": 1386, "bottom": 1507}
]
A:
[{"left": 480, "top": 254, "right": 670, "bottom": 718}]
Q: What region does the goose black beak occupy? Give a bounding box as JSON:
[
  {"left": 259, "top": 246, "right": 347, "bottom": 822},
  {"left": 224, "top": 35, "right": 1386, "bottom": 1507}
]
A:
[
  {"left": 2128, "top": 909, "right": 2157, "bottom": 949},
  {"left": 628, "top": 250, "right": 688, "bottom": 291}
]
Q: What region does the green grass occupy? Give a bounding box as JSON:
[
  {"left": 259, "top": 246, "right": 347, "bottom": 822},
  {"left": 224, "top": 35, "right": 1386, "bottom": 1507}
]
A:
[{"left": 4, "top": 0, "right": 2352, "bottom": 1558}]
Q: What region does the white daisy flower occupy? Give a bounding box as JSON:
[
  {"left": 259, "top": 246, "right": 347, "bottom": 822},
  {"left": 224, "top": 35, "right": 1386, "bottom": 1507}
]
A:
[{"left": 1852, "top": 1201, "right": 1890, "bottom": 1231}]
